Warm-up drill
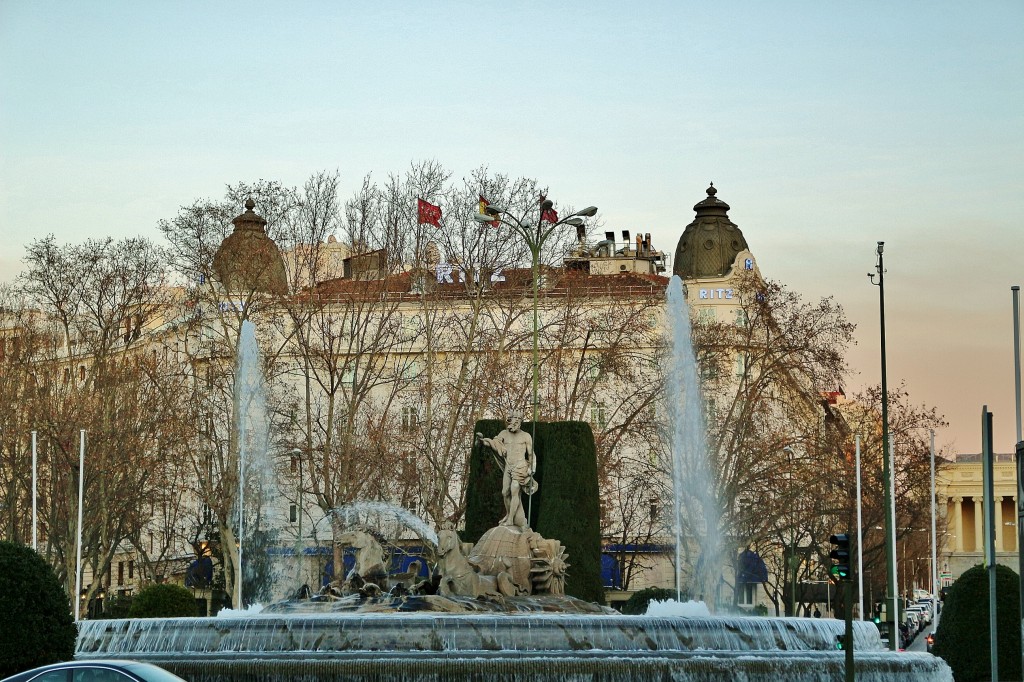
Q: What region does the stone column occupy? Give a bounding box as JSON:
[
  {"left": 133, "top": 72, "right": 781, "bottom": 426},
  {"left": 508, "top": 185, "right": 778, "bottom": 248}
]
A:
[
  {"left": 1014, "top": 497, "right": 1020, "bottom": 553},
  {"left": 994, "top": 495, "right": 1004, "bottom": 551},
  {"left": 974, "top": 497, "right": 984, "bottom": 553},
  {"left": 953, "top": 497, "right": 964, "bottom": 552}
]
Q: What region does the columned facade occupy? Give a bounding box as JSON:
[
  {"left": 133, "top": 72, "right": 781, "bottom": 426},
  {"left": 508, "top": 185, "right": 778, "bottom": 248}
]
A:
[{"left": 936, "top": 453, "right": 1019, "bottom": 582}]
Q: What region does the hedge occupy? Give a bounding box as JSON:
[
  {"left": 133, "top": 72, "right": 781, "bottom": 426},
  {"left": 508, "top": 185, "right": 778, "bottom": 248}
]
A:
[
  {"left": 932, "top": 563, "right": 1020, "bottom": 681},
  {"left": 0, "top": 541, "right": 76, "bottom": 677},
  {"left": 128, "top": 583, "right": 198, "bottom": 618}
]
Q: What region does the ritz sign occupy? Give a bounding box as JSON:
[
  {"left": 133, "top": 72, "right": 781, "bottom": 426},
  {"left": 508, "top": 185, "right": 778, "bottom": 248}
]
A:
[
  {"left": 435, "top": 263, "right": 506, "bottom": 285},
  {"left": 698, "top": 288, "right": 734, "bottom": 300}
]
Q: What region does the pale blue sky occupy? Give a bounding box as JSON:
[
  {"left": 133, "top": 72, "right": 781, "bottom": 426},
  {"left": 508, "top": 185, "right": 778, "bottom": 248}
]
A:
[{"left": 2, "top": 1, "right": 1022, "bottom": 452}]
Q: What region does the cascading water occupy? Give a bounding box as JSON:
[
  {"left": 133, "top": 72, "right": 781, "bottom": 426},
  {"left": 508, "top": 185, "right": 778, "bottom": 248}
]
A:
[
  {"left": 665, "top": 275, "right": 722, "bottom": 603},
  {"left": 235, "top": 320, "right": 281, "bottom": 606}
]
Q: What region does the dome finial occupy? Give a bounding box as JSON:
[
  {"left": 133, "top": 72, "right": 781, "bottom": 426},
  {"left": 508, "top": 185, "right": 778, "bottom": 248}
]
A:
[
  {"left": 244, "top": 197, "right": 256, "bottom": 211},
  {"left": 707, "top": 183, "right": 717, "bottom": 197}
]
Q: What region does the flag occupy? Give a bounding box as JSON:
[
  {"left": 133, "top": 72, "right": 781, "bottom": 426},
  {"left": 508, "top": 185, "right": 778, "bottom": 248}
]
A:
[
  {"left": 417, "top": 198, "right": 442, "bottom": 227},
  {"left": 539, "top": 194, "right": 558, "bottom": 224},
  {"left": 478, "top": 195, "right": 500, "bottom": 227}
]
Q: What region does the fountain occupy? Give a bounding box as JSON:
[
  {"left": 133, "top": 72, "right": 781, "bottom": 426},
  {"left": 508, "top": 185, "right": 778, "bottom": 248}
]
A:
[
  {"left": 665, "top": 275, "right": 722, "bottom": 602},
  {"left": 75, "top": 297, "right": 952, "bottom": 681}
]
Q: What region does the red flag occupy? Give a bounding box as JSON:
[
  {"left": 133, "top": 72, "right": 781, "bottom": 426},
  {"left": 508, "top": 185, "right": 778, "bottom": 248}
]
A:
[
  {"left": 478, "top": 195, "right": 500, "bottom": 227},
  {"left": 539, "top": 194, "right": 558, "bottom": 224},
  {"left": 417, "top": 198, "right": 442, "bottom": 227}
]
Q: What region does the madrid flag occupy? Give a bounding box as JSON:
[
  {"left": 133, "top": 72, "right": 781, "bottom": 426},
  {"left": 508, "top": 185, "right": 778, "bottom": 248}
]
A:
[{"left": 417, "top": 198, "right": 442, "bottom": 227}]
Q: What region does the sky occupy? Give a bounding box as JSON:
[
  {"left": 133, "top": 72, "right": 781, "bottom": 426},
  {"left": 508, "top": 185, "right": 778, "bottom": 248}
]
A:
[{"left": 1, "top": 1, "right": 1022, "bottom": 456}]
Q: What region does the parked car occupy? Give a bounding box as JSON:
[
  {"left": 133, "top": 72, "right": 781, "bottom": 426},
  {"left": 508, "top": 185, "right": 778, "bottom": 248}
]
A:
[
  {"left": 1, "top": 661, "right": 186, "bottom": 682},
  {"left": 906, "top": 604, "right": 931, "bottom": 626}
]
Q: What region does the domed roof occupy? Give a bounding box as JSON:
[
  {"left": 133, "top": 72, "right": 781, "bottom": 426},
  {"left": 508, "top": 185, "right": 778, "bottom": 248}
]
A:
[
  {"left": 673, "top": 184, "right": 749, "bottom": 279},
  {"left": 212, "top": 199, "right": 288, "bottom": 295}
]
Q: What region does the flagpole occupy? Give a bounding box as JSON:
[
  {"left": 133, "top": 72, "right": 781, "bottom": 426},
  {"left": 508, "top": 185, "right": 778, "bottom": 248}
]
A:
[
  {"left": 75, "top": 430, "right": 85, "bottom": 621},
  {"left": 32, "top": 430, "right": 38, "bottom": 552},
  {"left": 856, "top": 434, "right": 864, "bottom": 619}
]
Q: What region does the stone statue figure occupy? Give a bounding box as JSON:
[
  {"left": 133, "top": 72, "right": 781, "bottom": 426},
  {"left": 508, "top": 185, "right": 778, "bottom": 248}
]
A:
[{"left": 477, "top": 412, "right": 537, "bottom": 529}]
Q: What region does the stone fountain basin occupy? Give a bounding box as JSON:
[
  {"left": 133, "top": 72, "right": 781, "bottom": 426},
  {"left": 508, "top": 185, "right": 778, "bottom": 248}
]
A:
[{"left": 75, "top": 613, "right": 952, "bottom": 681}]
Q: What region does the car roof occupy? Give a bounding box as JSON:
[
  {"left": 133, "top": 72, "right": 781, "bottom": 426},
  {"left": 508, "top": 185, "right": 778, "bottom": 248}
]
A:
[{"left": 2, "top": 660, "right": 182, "bottom": 682}]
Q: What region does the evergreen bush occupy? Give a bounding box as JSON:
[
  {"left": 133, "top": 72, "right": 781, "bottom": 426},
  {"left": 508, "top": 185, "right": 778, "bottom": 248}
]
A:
[
  {"left": 127, "top": 583, "right": 198, "bottom": 618},
  {"left": 621, "top": 587, "right": 683, "bottom": 615},
  {"left": 532, "top": 421, "right": 603, "bottom": 604},
  {"left": 932, "top": 563, "right": 1020, "bottom": 681},
  {"left": 98, "top": 593, "right": 133, "bottom": 619},
  {"left": 0, "top": 541, "right": 76, "bottom": 677}
]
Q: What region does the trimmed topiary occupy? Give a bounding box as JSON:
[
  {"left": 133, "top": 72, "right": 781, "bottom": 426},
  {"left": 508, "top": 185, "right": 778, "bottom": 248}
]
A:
[
  {"left": 98, "top": 593, "right": 133, "bottom": 619},
  {"left": 932, "top": 563, "right": 1020, "bottom": 682},
  {"left": 621, "top": 587, "right": 684, "bottom": 615},
  {"left": 128, "top": 583, "right": 198, "bottom": 618},
  {"left": 0, "top": 541, "right": 76, "bottom": 677},
  {"left": 532, "top": 421, "right": 603, "bottom": 604}
]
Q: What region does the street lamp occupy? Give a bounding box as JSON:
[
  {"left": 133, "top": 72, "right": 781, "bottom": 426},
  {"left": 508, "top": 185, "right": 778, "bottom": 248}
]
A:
[
  {"left": 782, "top": 445, "right": 799, "bottom": 617},
  {"left": 868, "top": 242, "right": 898, "bottom": 650},
  {"left": 288, "top": 448, "right": 304, "bottom": 587},
  {"left": 474, "top": 201, "right": 598, "bottom": 429}
]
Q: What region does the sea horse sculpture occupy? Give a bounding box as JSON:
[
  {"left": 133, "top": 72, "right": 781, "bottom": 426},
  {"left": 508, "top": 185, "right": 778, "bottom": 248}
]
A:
[
  {"left": 336, "top": 527, "right": 388, "bottom": 587},
  {"left": 436, "top": 529, "right": 519, "bottom": 599}
]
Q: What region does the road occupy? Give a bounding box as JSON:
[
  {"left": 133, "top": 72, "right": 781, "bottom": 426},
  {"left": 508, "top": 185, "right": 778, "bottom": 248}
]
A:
[{"left": 904, "top": 611, "right": 940, "bottom": 653}]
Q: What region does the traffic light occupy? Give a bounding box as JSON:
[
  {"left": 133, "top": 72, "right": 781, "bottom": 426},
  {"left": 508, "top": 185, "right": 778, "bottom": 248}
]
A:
[
  {"left": 829, "top": 533, "right": 851, "bottom": 582},
  {"left": 835, "top": 634, "right": 845, "bottom": 650}
]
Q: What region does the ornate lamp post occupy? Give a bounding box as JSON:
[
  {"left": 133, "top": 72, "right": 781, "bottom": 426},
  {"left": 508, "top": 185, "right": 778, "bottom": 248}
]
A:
[{"left": 475, "top": 200, "right": 597, "bottom": 427}]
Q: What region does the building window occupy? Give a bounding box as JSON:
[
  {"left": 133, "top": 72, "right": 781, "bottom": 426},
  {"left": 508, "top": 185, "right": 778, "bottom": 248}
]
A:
[
  {"left": 698, "top": 307, "right": 716, "bottom": 324},
  {"left": 738, "top": 582, "right": 758, "bottom": 606},
  {"left": 734, "top": 309, "right": 749, "bottom": 328},
  {"left": 735, "top": 354, "right": 747, "bottom": 378},
  {"left": 289, "top": 504, "right": 298, "bottom": 523},
  {"left": 402, "top": 360, "right": 421, "bottom": 381},
  {"left": 700, "top": 361, "right": 719, "bottom": 382},
  {"left": 128, "top": 560, "right": 134, "bottom": 579},
  {"left": 78, "top": 366, "right": 86, "bottom": 381},
  {"left": 590, "top": 405, "right": 607, "bottom": 430},
  {"left": 402, "top": 406, "right": 419, "bottom": 432},
  {"left": 705, "top": 398, "right": 717, "bottom": 422},
  {"left": 117, "top": 561, "right": 124, "bottom": 586}
]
